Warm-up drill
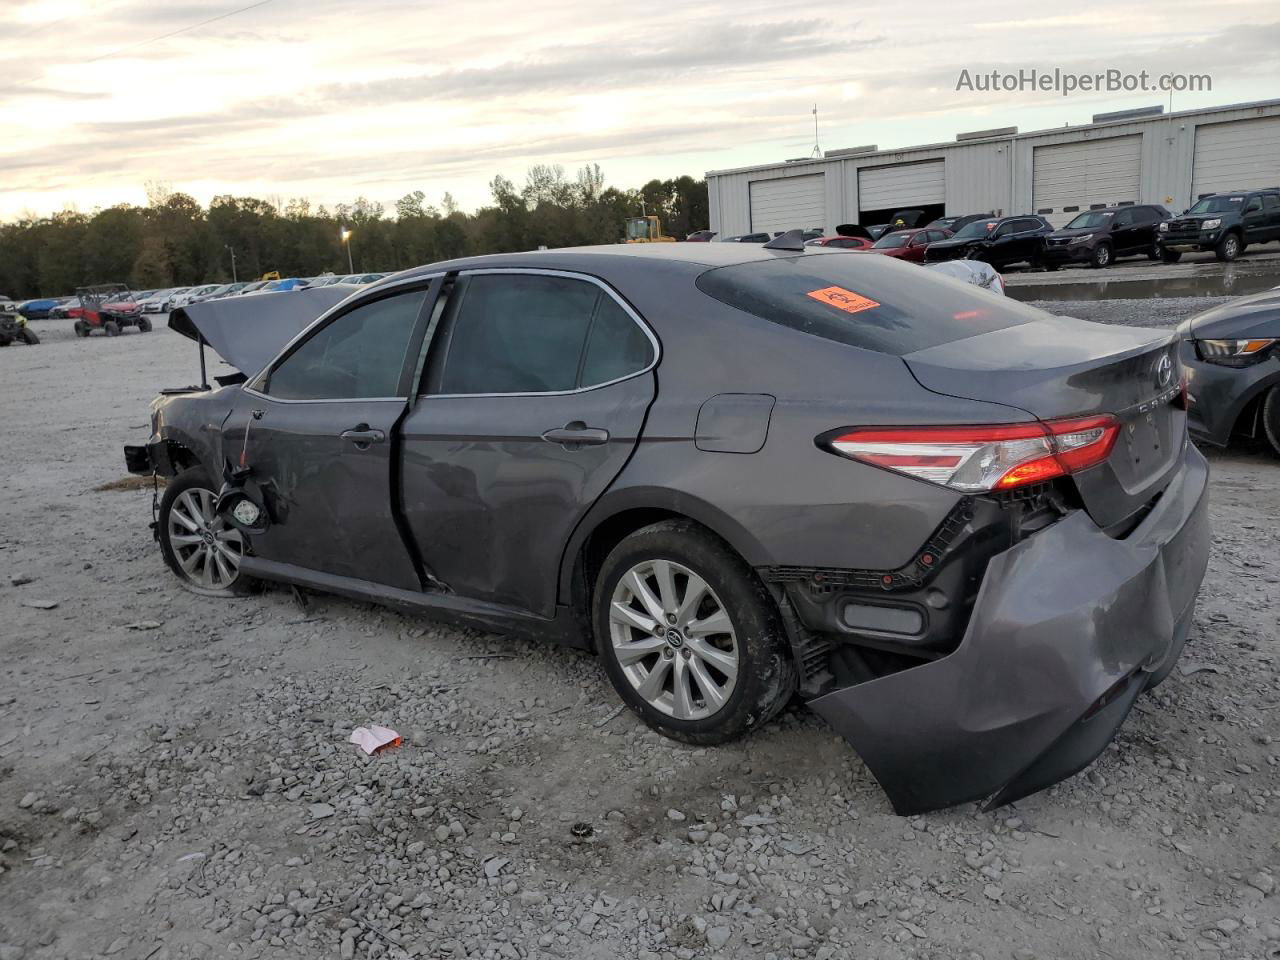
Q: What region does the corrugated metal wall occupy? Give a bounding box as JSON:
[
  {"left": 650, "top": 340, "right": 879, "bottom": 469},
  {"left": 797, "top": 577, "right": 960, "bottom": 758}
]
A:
[{"left": 707, "top": 100, "right": 1280, "bottom": 233}]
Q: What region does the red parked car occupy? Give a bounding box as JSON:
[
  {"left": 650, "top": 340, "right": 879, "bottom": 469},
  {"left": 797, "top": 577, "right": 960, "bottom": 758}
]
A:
[
  {"left": 804, "top": 235, "right": 874, "bottom": 251},
  {"left": 868, "top": 226, "right": 954, "bottom": 263}
]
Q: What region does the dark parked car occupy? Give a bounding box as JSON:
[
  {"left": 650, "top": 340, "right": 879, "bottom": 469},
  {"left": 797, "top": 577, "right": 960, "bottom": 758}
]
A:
[
  {"left": 714, "top": 233, "right": 775, "bottom": 243},
  {"left": 924, "top": 215, "right": 1054, "bottom": 269},
  {"left": 125, "top": 243, "right": 1208, "bottom": 814},
  {"left": 868, "top": 227, "right": 954, "bottom": 263},
  {"left": 926, "top": 214, "right": 990, "bottom": 233},
  {"left": 1158, "top": 189, "right": 1280, "bottom": 262},
  {"left": 686, "top": 230, "right": 717, "bottom": 242},
  {"left": 1041, "top": 205, "right": 1171, "bottom": 269},
  {"left": 1175, "top": 288, "right": 1280, "bottom": 454}
]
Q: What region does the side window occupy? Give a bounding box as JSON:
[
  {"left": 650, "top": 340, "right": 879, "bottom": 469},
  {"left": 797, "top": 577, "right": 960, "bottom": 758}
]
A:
[
  {"left": 1113, "top": 210, "right": 1134, "bottom": 227},
  {"left": 580, "top": 296, "right": 654, "bottom": 386},
  {"left": 1263, "top": 195, "right": 1280, "bottom": 211},
  {"left": 435, "top": 274, "right": 653, "bottom": 395},
  {"left": 264, "top": 289, "right": 426, "bottom": 400},
  {"left": 438, "top": 274, "right": 598, "bottom": 394},
  {"left": 1244, "top": 197, "right": 1263, "bottom": 214}
]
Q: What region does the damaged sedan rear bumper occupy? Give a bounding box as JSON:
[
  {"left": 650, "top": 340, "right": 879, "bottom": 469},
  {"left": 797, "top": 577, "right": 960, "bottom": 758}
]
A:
[{"left": 808, "top": 441, "right": 1210, "bottom": 814}]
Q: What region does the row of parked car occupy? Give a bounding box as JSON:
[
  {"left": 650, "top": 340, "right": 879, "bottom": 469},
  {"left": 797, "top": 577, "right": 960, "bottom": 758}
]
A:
[
  {"left": 701, "top": 187, "right": 1280, "bottom": 271},
  {"left": 4, "top": 272, "right": 388, "bottom": 320},
  {"left": 137, "top": 272, "right": 387, "bottom": 313}
]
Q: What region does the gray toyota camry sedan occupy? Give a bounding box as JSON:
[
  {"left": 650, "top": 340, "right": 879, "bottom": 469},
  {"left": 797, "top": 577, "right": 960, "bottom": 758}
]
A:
[{"left": 125, "top": 237, "right": 1209, "bottom": 813}]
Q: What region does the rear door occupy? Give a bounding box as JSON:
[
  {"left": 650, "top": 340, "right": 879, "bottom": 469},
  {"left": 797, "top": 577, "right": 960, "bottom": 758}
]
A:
[
  {"left": 224, "top": 283, "right": 435, "bottom": 591},
  {"left": 400, "top": 270, "right": 658, "bottom": 617}
]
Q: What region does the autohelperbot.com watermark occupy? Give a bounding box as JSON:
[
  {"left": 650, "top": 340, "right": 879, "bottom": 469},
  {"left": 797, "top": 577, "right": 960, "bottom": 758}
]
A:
[{"left": 955, "top": 67, "right": 1211, "bottom": 96}]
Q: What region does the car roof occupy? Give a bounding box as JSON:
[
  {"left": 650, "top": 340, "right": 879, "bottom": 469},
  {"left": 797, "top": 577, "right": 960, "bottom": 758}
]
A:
[{"left": 392, "top": 241, "right": 825, "bottom": 284}]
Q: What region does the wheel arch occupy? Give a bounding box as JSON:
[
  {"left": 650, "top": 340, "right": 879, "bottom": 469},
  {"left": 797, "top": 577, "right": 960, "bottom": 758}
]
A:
[{"left": 558, "top": 488, "right": 772, "bottom": 649}]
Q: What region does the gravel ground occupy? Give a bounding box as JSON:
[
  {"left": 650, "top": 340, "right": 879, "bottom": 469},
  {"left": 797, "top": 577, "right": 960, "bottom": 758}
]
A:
[
  {"left": 1, "top": 309, "right": 1278, "bottom": 960},
  {"left": 1029, "top": 297, "right": 1237, "bottom": 329}
]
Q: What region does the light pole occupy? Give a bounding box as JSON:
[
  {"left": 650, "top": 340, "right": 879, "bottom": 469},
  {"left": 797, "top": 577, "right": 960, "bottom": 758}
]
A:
[
  {"left": 340, "top": 227, "right": 354, "bottom": 273},
  {"left": 225, "top": 244, "right": 237, "bottom": 283}
]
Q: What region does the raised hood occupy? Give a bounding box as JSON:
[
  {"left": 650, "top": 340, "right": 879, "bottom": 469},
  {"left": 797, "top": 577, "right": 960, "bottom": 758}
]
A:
[
  {"left": 168, "top": 285, "right": 358, "bottom": 375},
  {"left": 904, "top": 314, "right": 1184, "bottom": 529}
]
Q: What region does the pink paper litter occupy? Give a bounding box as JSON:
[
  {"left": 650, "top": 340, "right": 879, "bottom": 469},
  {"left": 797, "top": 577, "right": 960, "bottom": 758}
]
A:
[{"left": 348, "top": 725, "right": 402, "bottom": 755}]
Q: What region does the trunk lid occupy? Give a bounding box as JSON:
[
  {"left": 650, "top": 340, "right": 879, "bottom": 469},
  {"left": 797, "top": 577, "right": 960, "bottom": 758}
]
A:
[
  {"left": 903, "top": 314, "right": 1184, "bottom": 530},
  {"left": 168, "top": 285, "right": 358, "bottom": 375}
]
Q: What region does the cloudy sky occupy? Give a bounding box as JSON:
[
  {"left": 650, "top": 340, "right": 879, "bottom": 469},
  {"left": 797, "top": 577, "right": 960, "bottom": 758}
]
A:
[{"left": 1, "top": 0, "right": 1277, "bottom": 219}]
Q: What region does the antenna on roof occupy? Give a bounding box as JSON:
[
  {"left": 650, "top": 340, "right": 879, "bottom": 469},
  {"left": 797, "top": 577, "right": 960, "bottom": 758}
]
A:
[
  {"left": 811, "top": 104, "right": 821, "bottom": 158},
  {"left": 764, "top": 229, "right": 807, "bottom": 251}
]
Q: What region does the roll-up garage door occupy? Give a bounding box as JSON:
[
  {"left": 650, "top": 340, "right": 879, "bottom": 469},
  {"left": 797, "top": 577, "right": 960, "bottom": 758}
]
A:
[
  {"left": 749, "top": 175, "right": 825, "bottom": 234},
  {"left": 1032, "top": 135, "right": 1140, "bottom": 226},
  {"left": 857, "top": 160, "right": 945, "bottom": 212},
  {"left": 1192, "top": 117, "right": 1280, "bottom": 200}
]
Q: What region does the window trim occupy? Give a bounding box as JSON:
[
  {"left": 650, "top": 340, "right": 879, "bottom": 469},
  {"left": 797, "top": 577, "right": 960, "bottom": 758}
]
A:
[
  {"left": 423, "top": 268, "right": 660, "bottom": 400},
  {"left": 243, "top": 272, "right": 441, "bottom": 405}
]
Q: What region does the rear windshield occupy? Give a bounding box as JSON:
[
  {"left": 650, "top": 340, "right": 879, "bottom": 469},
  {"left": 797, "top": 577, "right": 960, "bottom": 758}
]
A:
[{"left": 695, "top": 254, "right": 1041, "bottom": 356}]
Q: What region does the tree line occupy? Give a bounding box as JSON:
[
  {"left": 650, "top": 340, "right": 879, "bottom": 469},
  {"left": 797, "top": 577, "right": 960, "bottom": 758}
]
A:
[{"left": 0, "top": 165, "right": 710, "bottom": 299}]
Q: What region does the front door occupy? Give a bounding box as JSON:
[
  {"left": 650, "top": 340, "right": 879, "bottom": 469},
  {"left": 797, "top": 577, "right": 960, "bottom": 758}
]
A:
[
  {"left": 226, "top": 285, "right": 434, "bottom": 591},
  {"left": 1242, "top": 196, "right": 1268, "bottom": 245},
  {"left": 399, "top": 270, "right": 658, "bottom": 618}
]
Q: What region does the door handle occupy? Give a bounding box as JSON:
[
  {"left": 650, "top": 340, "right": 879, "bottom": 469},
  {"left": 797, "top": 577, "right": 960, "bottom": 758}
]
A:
[
  {"left": 340, "top": 425, "right": 386, "bottom": 447},
  {"left": 541, "top": 421, "right": 610, "bottom": 448}
]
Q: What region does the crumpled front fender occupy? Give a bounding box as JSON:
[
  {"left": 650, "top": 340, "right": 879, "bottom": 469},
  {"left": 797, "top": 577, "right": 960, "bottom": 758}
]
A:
[{"left": 809, "top": 443, "right": 1210, "bottom": 814}]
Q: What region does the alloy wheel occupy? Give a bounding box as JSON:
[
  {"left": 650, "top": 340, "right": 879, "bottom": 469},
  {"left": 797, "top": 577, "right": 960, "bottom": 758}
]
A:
[
  {"left": 608, "top": 559, "right": 739, "bottom": 721},
  {"left": 167, "top": 487, "right": 244, "bottom": 590}
]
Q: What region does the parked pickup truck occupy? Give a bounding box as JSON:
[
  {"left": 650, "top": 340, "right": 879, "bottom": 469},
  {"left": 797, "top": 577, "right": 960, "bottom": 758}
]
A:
[{"left": 1158, "top": 189, "right": 1280, "bottom": 262}]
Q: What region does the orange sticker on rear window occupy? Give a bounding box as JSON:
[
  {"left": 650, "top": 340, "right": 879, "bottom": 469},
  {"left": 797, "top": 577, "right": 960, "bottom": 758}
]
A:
[{"left": 806, "top": 285, "right": 880, "bottom": 314}]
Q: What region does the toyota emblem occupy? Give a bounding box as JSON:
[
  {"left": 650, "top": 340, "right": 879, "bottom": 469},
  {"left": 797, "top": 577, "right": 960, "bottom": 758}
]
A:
[{"left": 1155, "top": 354, "right": 1173, "bottom": 389}]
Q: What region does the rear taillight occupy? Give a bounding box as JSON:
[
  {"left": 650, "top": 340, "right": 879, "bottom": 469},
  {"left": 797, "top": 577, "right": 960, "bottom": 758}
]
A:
[{"left": 825, "top": 415, "right": 1120, "bottom": 493}]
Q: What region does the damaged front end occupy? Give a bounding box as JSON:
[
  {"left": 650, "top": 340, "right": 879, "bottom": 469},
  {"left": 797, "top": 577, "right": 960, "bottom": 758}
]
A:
[{"left": 769, "top": 442, "right": 1210, "bottom": 815}]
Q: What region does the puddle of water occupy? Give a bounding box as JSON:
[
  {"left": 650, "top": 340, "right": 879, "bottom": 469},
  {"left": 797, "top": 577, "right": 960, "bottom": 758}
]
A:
[{"left": 1010, "top": 267, "right": 1280, "bottom": 302}]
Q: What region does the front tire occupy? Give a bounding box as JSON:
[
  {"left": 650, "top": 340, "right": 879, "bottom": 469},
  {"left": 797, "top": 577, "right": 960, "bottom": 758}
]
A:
[
  {"left": 74, "top": 320, "right": 89, "bottom": 337},
  {"left": 1147, "top": 242, "right": 1162, "bottom": 261},
  {"left": 104, "top": 320, "right": 120, "bottom": 336},
  {"left": 1160, "top": 247, "right": 1182, "bottom": 264},
  {"left": 137, "top": 316, "right": 152, "bottom": 333},
  {"left": 20, "top": 327, "right": 39, "bottom": 345},
  {"left": 158, "top": 468, "right": 256, "bottom": 597},
  {"left": 1215, "top": 232, "right": 1241, "bottom": 262},
  {"left": 593, "top": 521, "right": 797, "bottom": 745},
  {"left": 1090, "top": 243, "right": 1113, "bottom": 268}
]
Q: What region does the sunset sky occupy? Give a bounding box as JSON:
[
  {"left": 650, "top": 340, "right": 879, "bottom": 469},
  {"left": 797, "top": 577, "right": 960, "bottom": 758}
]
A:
[{"left": 1, "top": 0, "right": 1277, "bottom": 220}]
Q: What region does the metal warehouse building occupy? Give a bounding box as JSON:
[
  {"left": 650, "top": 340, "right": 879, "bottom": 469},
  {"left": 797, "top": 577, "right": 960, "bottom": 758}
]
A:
[{"left": 706, "top": 98, "right": 1280, "bottom": 235}]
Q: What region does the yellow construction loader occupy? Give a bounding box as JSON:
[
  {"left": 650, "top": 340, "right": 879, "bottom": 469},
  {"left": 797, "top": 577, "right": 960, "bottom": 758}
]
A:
[{"left": 624, "top": 216, "right": 675, "bottom": 243}]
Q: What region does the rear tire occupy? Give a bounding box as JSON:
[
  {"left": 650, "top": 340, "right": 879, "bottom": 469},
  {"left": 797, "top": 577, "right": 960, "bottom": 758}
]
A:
[
  {"left": 1214, "top": 232, "right": 1241, "bottom": 262},
  {"left": 137, "top": 316, "right": 152, "bottom": 333},
  {"left": 104, "top": 320, "right": 120, "bottom": 336},
  {"left": 158, "top": 467, "right": 258, "bottom": 598},
  {"left": 20, "top": 327, "right": 39, "bottom": 345},
  {"left": 1160, "top": 247, "right": 1182, "bottom": 264},
  {"left": 1262, "top": 387, "right": 1280, "bottom": 459},
  {"left": 1090, "top": 243, "right": 1113, "bottom": 268},
  {"left": 593, "top": 520, "right": 797, "bottom": 745}
]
